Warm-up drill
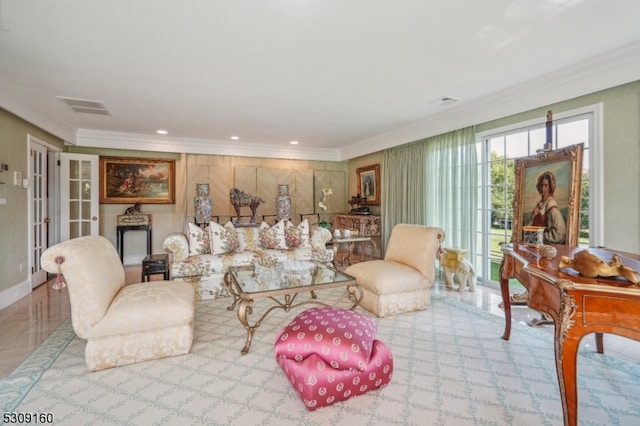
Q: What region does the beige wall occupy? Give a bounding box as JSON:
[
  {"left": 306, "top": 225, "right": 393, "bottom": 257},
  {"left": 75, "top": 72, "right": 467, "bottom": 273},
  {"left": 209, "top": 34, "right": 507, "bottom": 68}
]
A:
[{"left": 0, "top": 109, "right": 64, "bottom": 296}]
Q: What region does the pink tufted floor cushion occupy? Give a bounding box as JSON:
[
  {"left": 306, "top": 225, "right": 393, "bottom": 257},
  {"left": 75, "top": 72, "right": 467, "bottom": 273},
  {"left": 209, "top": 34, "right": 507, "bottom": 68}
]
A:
[{"left": 274, "top": 307, "right": 393, "bottom": 410}]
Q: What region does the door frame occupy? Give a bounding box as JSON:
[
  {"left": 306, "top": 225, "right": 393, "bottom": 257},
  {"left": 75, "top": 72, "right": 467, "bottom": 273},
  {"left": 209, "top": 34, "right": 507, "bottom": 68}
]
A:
[{"left": 27, "top": 135, "right": 61, "bottom": 288}]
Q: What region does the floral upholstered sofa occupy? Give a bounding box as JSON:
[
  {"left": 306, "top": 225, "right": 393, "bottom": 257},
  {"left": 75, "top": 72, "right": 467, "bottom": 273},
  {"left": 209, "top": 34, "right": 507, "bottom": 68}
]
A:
[{"left": 163, "top": 219, "right": 333, "bottom": 300}]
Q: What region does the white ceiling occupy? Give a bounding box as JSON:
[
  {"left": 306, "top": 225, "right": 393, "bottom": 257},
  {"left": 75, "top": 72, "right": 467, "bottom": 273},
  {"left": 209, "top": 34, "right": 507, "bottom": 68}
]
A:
[{"left": 2, "top": 0, "right": 640, "bottom": 161}]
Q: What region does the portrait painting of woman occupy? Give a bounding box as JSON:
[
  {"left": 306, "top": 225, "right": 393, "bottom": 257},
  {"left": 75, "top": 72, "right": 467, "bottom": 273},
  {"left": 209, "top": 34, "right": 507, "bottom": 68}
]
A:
[
  {"left": 526, "top": 170, "right": 567, "bottom": 244},
  {"left": 513, "top": 144, "right": 583, "bottom": 247}
]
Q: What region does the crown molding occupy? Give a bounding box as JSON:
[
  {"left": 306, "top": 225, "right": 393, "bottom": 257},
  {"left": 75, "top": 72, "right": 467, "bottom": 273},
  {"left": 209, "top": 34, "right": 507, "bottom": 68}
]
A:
[
  {"left": 0, "top": 76, "right": 76, "bottom": 142},
  {"left": 341, "top": 41, "right": 640, "bottom": 160},
  {"left": 75, "top": 130, "right": 343, "bottom": 162}
]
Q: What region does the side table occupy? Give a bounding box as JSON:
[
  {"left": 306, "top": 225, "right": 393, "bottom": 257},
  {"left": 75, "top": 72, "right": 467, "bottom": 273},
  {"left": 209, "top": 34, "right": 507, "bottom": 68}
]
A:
[
  {"left": 141, "top": 253, "right": 170, "bottom": 282},
  {"left": 332, "top": 237, "right": 376, "bottom": 267},
  {"left": 117, "top": 224, "right": 152, "bottom": 263}
]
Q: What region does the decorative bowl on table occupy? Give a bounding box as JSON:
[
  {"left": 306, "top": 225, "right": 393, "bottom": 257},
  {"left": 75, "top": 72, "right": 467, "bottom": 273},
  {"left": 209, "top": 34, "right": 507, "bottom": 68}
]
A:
[
  {"left": 254, "top": 260, "right": 283, "bottom": 287},
  {"left": 281, "top": 259, "right": 316, "bottom": 287}
]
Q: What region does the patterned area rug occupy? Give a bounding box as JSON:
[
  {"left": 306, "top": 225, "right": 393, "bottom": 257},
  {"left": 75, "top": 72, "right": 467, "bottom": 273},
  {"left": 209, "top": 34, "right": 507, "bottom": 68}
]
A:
[{"left": 2, "top": 287, "right": 640, "bottom": 425}]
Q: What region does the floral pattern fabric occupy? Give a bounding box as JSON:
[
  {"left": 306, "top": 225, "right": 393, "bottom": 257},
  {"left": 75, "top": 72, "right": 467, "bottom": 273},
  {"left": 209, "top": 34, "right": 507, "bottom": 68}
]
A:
[
  {"left": 164, "top": 226, "right": 334, "bottom": 300},
  {"left": 187, "top": 222, "right": 211, "bottom": 255},
  {"left": 285, "top": 226, "right": 302, "bottom": 248},
  {"left": 208, "top": 221, "right": 239, "bottom": 254}
]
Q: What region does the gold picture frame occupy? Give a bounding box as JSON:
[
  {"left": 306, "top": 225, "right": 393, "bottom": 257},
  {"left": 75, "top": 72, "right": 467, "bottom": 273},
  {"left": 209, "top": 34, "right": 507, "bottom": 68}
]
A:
[
  {"left": 356, "top": 164, "right": 380, "bottom": 205},
  {"left": 512, "top": 144, "right": 583, "bottom": 246},
  {"left": 99, "top": 157, "right": 175, "bottom": 204}
]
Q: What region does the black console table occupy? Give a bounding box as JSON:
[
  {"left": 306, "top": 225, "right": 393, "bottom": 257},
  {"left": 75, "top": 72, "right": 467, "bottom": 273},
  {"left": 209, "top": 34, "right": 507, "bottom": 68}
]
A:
[{"left": 116, "top": 224, "right": 152, "bottom": 263}]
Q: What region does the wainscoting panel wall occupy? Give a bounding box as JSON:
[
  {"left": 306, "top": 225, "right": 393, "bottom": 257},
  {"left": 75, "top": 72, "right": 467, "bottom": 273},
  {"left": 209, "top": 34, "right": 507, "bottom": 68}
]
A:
[
  {"left": 314, "top": 170, "right": 346, "bottom": 214},
  {"left": 185, "top": 154, "right": 347, "bottom": 225}
]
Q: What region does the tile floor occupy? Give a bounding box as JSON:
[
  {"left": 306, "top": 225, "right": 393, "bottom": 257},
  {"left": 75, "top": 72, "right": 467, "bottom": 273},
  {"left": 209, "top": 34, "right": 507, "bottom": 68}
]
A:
[{"left": 1, "top": 268, "right": 638, "bottom": 378}]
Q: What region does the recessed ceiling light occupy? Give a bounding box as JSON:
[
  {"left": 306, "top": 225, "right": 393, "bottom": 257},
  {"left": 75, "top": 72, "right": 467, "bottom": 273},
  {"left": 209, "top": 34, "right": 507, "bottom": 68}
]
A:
[
  {"left": 290, "top": 140, "right": 299, "bottom": 145},
  {"left": 156, "top": 129, "right": 168, "bottom": 135},
  {"left": 231, "top": 136, "right": 239, "bottom": 140}
]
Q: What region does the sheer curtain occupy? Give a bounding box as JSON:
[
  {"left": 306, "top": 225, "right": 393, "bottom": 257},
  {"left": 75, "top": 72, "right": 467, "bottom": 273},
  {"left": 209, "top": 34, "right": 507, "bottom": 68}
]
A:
[
  {"left": 382, "top": 127, "right": 477, "bottom": 257},
  {"left": 425, "top": 127, "right": 477, "bottom": 258}
]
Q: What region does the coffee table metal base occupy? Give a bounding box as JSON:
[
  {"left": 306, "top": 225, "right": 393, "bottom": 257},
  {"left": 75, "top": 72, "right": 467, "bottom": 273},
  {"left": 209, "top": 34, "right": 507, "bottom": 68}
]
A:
[{"left": 224, "top": 272, "right": 363, "bottom": 355}]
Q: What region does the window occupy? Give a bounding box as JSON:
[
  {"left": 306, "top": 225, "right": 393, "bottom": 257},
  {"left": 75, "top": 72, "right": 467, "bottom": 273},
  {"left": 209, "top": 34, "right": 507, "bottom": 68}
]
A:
[{"left": 475, "top": 106, "right": 601, "bottom": 283}]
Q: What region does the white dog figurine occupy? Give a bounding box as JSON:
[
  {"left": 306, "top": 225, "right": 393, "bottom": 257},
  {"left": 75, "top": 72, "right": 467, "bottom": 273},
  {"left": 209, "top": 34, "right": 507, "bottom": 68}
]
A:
[{"left": 436, "top": 249, "right": 476, "bottom": 292}]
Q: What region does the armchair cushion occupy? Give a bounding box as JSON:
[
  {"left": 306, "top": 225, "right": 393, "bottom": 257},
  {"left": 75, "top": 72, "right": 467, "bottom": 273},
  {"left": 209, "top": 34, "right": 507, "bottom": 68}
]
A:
[
  {"left": 86, "top": 281, "right": 195, "bottom": 339},
  {"left": 344, "top": 260, "right": 428, "bottom": 294}
]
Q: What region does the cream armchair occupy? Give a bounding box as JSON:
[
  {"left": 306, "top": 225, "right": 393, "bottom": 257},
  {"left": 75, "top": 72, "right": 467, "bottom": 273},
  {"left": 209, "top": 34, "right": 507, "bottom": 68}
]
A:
[
  {"left": 344, "top": 224, "right": 445, "bottom": 317},
  {"left": 41, "top": 235, "right": 195, "bottom": 371}
]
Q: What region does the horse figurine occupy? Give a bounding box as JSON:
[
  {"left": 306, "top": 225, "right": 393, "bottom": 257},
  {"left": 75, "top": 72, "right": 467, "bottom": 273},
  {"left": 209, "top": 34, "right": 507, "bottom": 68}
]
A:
[{"left": 229, "top": 188, "right": 265, "bottom": 224}]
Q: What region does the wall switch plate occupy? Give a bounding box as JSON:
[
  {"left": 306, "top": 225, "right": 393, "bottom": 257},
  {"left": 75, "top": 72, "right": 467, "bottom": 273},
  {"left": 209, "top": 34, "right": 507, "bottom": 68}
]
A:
[
  {"left": 0, "top": 197, "right": 7, "bottom": 206},
  {"left": 13, "top": 171, "right": 22, "bottom": 186}
]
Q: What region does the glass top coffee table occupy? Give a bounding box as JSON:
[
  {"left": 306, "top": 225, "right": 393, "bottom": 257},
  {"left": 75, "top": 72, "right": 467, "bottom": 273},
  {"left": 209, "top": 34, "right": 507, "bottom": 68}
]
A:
[{"left": 224, "top": 260, "right": 363, "bottom": 354}]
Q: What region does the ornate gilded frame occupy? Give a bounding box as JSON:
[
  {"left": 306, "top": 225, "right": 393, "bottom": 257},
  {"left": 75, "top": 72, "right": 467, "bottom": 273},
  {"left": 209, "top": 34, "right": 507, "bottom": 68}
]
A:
[
  {"left": 99, "top": 156, "right": 175, "bottom": 204},
  {"left": 512, "top": 144, "right": 583, "bottom": 246},
  {"left": 356, "top": 164, "right": 380, "bottom": 205}
]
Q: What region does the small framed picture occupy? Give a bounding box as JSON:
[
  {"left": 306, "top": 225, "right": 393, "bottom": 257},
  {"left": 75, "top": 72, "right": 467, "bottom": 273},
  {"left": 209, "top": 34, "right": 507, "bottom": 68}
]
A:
[
  {"left": 356, "top": 164, "right": 380, "bottom": 205},
  {"left": 99, "top": 156, "right": 175, "bottom": 204}
]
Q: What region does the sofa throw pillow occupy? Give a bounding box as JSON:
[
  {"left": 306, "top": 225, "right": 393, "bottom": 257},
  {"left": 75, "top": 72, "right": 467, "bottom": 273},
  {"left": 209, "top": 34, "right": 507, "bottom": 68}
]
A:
[
  {"left": 296, "top": 219, "right": 311, "bottom": 248},
  {"left": 234, "top": 224, "right": 260, "bottom": 252},
  {"left": 271, "top": 219, "right": 288, "bottom": 249},
  {"left": 274, "top": 307, "right": 378, "bottom": 372},
  {"left": 187, "top": 222, "right": 211, "bottom": 255},
  {"left": 223, "top": 221, "right": 248, "bottom": 252},
  {"left": 208, "top": 221, "right": 239, "bottom": 255},
  {"left": 258, "top": 221, "right": 278, "bottom": 249},
  {"left": 284, "top": 225, "right": 302, "bottom": 248}
]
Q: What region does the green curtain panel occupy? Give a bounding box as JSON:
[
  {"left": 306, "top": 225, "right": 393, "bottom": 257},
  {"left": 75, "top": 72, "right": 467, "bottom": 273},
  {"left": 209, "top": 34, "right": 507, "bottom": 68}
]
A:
[{"left": 382, "top": 127, "right": 477, "bottom": 258}]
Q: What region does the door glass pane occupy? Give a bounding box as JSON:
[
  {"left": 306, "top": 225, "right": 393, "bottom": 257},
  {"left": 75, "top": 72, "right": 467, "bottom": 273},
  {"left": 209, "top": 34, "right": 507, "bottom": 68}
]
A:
[
  {"left": 82, "top": 202, "right": 91, "bottom": 220},
  {"left": 70, "top": 222, "right": 79, "bottom": 239},
  {"left": 81, "top": 160, "right": 91, "bottom": 180},
  {"left": 82, "top": 222, "right": 91, "bottom": 236},
  {"left": 82, "top": 181, "right": 91, "bottom": 199},
  {"left": 70, "top": 160, "right": 79, "bottom": 180},
  {"left": 69, "top": 180, "right": 79, "bottom": 200},
  {"left": 70, "top": 201, "right": 80, "bottom": 220}
]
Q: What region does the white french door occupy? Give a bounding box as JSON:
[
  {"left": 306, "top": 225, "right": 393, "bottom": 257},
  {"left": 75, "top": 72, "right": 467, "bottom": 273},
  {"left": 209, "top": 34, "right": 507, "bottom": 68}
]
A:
[
  {"left": 28, "top": 140, "right": 48, "bottom": 288},
  {"left": 59, "top": 153, "right": 99, "bottom": 240}
]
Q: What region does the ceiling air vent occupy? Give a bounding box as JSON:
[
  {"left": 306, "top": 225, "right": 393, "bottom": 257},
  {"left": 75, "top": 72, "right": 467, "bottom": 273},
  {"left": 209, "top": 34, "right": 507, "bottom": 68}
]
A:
[
  {"left": 57, "top": 96, "right": 112, "bottom": 116},
  {"left": 439, "top": 96, "right": 459, "bottom": 106}
]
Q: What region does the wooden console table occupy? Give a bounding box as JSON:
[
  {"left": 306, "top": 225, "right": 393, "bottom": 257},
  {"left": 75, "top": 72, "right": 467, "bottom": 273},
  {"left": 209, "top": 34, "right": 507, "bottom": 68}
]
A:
[
  {"left": 500, "top": 244, "right": 640, "bottom": 426},
  {"left": 332, "top": 214, "right": 381, "bottom": 237}
]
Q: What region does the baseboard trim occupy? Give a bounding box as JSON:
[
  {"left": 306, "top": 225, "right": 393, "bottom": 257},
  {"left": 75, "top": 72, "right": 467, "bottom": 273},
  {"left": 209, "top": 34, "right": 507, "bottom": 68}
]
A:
[{"left": 0, "top": 279, "right": 32, "bottom": 311}]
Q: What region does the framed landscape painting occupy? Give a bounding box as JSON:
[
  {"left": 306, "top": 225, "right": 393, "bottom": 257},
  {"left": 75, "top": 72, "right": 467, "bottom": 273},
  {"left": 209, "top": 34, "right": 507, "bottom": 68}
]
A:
[
  {"left": 356, "top": 164, "right": 380, "bottom": 205},
  {"left": 512, "top": 144, "right": 583, "bottom": 246},
  {"left": 99, "top": 157, "right": 175, "bottom": 204}
]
